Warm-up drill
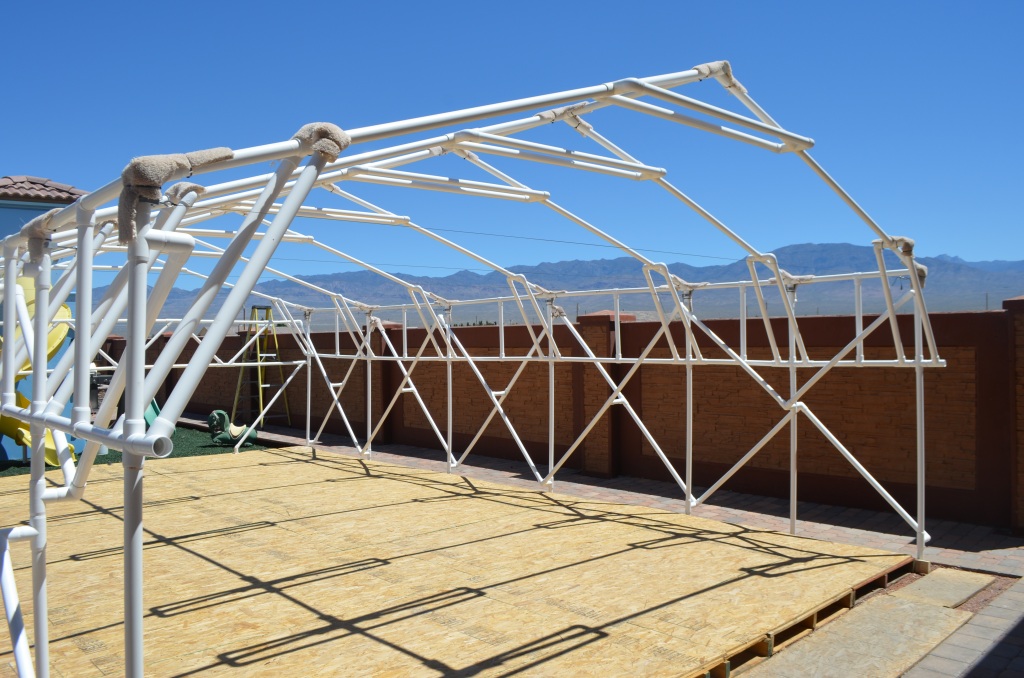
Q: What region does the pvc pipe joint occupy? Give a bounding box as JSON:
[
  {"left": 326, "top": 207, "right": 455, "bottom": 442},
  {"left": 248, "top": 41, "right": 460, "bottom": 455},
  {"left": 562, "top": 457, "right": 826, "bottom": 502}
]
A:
[
  {"left": 125, "top": 434, "right": 174, "bottom": 459},
  {"left": 144, "top": 230, "right": 195, "bottom": 254}
]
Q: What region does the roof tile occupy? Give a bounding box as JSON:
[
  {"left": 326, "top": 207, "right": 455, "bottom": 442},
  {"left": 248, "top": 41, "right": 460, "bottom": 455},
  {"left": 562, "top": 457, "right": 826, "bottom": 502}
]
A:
[{"left": 0, "top": 175, "right": 87, "bottom": 204}]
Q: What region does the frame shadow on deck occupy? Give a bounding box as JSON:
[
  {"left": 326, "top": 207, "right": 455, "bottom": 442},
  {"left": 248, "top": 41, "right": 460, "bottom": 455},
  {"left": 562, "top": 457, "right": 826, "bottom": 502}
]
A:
[{"left": 2, "top": 447, "right": 912, "bottom": 677}]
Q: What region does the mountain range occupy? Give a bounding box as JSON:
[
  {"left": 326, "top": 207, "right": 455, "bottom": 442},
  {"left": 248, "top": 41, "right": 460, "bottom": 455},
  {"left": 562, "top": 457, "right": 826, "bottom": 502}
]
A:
[{"left": 154, "top": 243, "right": 1023, "bottom": 326}]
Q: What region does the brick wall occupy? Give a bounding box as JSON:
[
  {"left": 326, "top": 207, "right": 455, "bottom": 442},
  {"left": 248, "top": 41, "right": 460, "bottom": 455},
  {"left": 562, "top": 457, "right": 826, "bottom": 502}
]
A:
[
  {"left": 175, "top": 308, "right": 1019, "bottom": 527},
  {"left": 1005, "top": 297, "right": 1024, "bottom": 528}
]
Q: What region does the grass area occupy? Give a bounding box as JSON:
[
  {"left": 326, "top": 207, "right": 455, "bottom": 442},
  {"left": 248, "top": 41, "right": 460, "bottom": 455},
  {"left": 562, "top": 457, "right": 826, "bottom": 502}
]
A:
[{"left": 0, "top": 424, "right": 268, "bottom": 477}]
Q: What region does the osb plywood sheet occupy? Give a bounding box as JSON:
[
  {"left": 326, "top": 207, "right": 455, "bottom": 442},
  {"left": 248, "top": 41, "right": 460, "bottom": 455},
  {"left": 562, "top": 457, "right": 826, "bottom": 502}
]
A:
[{"left": 0, "top": 448, "right": 910, "bottom": 677}]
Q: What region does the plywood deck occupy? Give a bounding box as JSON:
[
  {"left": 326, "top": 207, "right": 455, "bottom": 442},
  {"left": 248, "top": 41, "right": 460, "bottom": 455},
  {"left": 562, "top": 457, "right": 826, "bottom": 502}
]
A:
[{"left": 1, "top": 448, "right": 911, "bottom": 676}]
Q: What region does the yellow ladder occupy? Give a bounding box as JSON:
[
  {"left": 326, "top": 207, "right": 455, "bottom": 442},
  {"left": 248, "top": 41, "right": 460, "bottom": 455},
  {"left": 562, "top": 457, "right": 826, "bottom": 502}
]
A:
[{"left": 232, "top": 306, "right": 291, "bottom": 427}]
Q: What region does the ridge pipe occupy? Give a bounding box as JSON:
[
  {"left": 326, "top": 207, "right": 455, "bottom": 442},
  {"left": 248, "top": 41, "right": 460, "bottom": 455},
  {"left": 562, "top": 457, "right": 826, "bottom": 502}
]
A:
[
  {"left": 187, "top": 145, "right": 440, "bottom": 206},
  {"left": 149, "top": 151, "right": 331, "bottom": 440},
  {"left": 8, "top": 66, "right": 706, "bottom": 240},
  {"left": 341, "top": 69, "right": 703, "bottom": 144},
  {"left": 180, "top": 92, "right": 628, "bottom": 207}
]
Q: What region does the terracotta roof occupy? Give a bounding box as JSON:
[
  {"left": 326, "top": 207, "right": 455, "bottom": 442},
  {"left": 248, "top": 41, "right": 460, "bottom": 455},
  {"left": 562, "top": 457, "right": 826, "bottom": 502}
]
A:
[{"left": 0, "top": 176, "right": 86, "bottom": 204}]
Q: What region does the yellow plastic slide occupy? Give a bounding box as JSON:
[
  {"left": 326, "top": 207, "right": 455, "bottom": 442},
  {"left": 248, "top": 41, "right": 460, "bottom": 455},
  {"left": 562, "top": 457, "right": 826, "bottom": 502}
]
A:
[{"left": 0, "top": 278, "right": 75, "bottom": 465}]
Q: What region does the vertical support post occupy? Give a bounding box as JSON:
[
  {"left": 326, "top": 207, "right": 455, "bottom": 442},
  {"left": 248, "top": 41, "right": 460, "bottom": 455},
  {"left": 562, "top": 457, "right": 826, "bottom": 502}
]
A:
[
  {"left": 402, "top": 308, "right": 408, "bottom": 358},
  {"left": 787, "top": 284, "right": 798, "bottom": 535},
  {"left": 739, "top": 286, "right": 747, "bottom": 360},
  {"left": 914, "top": 291, "right": 926, "bottom": 560},
  {"left": 683, "top": 290, "right": 693, "bottom": 514},
  {"left": 2, "top": 244, "right": 20, "bottom": 414},
  {"left": 364, "top": 312, "right": 373, "bottom": 457},
  {"left": 73, "top": 213, "right": 95, "bottom": 428},
  {"left": 498, "top": 301, "right": 505, "bottom": 358},
  {"left": 855, "top": 278, "right": 864, "bottom": 364},
  {"left": 305, "top": 310, "right": 312, "bottom": 450},
  {"left": 614, "top": 294, "right": 622, "bottom": 360},
  {"left": 123, "top": 205, "right": 151, "bottom": 678},
  {"left": 547, "top": 301, "right": 555, "bottom": 490},
  {"left": 446, "top": 307, "right": 454, "bottom": 473},
  {"left": 27, "top": 236, "right": 50, "bottom": 678}
]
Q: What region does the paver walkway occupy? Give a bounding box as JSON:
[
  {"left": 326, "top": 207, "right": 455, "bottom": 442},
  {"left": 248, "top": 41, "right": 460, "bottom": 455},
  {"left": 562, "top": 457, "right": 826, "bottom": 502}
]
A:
[{"left": 189, "top": 418, "right": 1024, "bottom": 676}]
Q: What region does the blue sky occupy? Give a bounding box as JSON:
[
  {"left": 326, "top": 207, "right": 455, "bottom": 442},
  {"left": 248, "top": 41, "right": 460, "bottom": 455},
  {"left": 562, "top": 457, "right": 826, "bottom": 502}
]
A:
[{"left": 2, "top": 1, "right": 1021, "bottom": 281}]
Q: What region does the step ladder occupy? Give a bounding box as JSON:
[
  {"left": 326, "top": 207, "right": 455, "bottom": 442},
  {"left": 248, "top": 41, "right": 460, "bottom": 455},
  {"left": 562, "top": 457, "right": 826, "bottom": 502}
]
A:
[{"left": 232, "top": 305, "right": 291, "bottom": 428}]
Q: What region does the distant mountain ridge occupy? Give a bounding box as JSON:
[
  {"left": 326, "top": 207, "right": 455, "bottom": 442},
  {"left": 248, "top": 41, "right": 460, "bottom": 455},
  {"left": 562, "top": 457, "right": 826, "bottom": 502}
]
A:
[{"left": 149, "top": 243, "right": 1023, "bottom": 322}]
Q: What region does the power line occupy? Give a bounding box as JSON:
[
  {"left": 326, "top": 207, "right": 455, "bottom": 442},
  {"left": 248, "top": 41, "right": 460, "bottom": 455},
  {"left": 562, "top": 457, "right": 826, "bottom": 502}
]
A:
[{"left": 425, "top": 226, "right": 737, "bottom": 262}]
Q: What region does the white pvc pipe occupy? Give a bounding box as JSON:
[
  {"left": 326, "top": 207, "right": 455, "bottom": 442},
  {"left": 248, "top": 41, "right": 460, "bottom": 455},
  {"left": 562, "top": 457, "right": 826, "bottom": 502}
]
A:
[
  {"left": 305, "top": 312, "right": 312, "bottom": 448},
  {"left": 42, "top": 206, "right": 191, "bottom": 501},
  {"left": 915, "top": 292, "right": 926, "bottom": 561},
  {"left": 28, "top": 237, "right": 51, "bottom": 677},
  {"left": 547, "top": 302, "right": 555, "bottom": 489},
  {"left": 801, "top": 404, "right": 930, "bottom": 541},
  {"left": 696, "top": 411, "right": 795, "bottom": 506},
  {"left": 0, "top": 406, "right": 169, "bottom": 458},
  {"left": 364, "top": 313, "right": 373, "bottom": 456},
  {"left": 123, "top": 205, "right": 151, "bottom": 678},
  {"left": 144, "top": 157, "right": 303, "bottom": 438},
  {"left": 789, "top": 285, "right": 799, "bottom": 535},
  {"left": 150, "top": 153, "right": 327, "bottom": 440},
  {"left": 1, "top": 537, "right": 33, "bottom": 677},
  {"left": 15, "top": 288, "right": 35, "bottom": 366},
  {"left": 73, "top": 214, "right": 95, "bottom": 429},
  {"left": 2, "top": 244, "right": 20, "bottom": 412},
  {"left": 684, "top": 292, "right": 694, "bottom": 515},
  {"left": 873, "top": 243, "right": 905, "bottom": 361},
  {"left": 619, "top": 79, "right": 814, "bottom": 149},
  {"left": 45, "top": 213, "right": 175, "bottom": 402}
]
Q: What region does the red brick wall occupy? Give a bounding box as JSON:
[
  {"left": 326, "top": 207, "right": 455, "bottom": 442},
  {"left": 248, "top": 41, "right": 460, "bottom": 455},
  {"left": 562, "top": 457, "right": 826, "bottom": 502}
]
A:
[
  {"left": 615, "top": 313, "right": 1011, "bottom": 525},
  {"left": 1004, "top": 298, "right": 1024, "bottom": 529},
  {"left": 633, "top": 346, "right": 975, "bottom": 488},
  {"left": 175, "top": 309, "right": 1018, "bottom": 527},
  {"left": 384, "top": 325, "right": 578, "bottom": 468}
]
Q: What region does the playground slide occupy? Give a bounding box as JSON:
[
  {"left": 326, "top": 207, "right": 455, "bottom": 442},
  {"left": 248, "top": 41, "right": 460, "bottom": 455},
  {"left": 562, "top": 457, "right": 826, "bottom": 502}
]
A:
[
  {"left": 0, "top": 392, "right": 73, "bottom": 465},
  {"left": 0, "top": 278, "right": 75, "bottom": 465}
]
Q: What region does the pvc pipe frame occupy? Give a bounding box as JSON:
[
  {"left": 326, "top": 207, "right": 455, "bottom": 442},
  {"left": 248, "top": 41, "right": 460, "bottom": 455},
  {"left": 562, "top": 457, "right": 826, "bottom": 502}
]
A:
[
  {"left": 0, "top": 63, "right": 941, "bottom": 677},
  {"left": 1, "top": 530, "right": 34, "bottom": 677}
]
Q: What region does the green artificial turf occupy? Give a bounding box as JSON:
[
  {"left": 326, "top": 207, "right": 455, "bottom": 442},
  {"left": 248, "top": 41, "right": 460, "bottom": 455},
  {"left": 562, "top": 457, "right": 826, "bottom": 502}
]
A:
[{"left": 0, "top": 424, "right": 268, "bottom": 477}]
